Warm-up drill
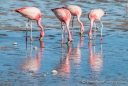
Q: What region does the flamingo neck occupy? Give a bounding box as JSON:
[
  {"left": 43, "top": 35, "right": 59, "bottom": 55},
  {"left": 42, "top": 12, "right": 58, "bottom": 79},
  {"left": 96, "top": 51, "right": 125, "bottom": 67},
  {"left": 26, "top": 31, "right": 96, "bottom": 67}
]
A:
[
  {"left": 65, "top": 22, "right": 72, "bottom": 41},
  {"left": 88, "top": 19, "right": 94, "bottom": 37},
  {"left": 77, "top": 17, "right": 84, "bottom": 32},
  {"left": 37, "top": 18, "right": 44, "bottom": 37}
]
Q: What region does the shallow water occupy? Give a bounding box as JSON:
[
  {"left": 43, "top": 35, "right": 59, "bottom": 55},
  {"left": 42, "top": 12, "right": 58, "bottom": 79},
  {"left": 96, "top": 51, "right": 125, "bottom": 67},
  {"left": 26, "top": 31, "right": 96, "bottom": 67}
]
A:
[{"left": 0, "top": 0, "right": 128, "bottom": 86}]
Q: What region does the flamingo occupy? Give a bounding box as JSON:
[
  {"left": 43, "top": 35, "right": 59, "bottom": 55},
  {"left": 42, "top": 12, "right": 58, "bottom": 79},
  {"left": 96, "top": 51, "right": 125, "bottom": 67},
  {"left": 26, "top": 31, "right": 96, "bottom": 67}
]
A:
[
  {"left": 64, "top": 5, "right": 84, "bottom": 35},
  {"left": 88, "top": 9, "right": 106, "bottom": 40},
  {"left": 11, "top": 7, "right": 45, "bottom": 41},
  {"left": 51, "top": 7, "right": 73, "bottom": 44}
]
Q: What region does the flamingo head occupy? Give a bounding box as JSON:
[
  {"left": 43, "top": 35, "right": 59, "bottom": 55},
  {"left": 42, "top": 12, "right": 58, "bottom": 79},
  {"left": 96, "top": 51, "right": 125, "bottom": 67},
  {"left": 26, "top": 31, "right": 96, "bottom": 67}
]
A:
[
  {"left": 39, "top": 37, "right": 42, "bottom": 41},
  {"left": 80, "top": 30, "right": 84, "bottom": 35},
  {"left": 67, "top": 39, "right": 73, "bottom": 46},
  {"left": 39, "top": 32, "right": 45, "bottom": 41},
  {"left": 80, "top": 27, "right": 84, "bottom": 35}
]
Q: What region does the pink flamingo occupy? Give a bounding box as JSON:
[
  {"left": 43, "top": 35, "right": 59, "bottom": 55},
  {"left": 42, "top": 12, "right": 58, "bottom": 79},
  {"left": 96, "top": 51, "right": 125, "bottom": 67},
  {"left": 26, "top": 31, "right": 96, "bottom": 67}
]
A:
[
  {"left": 51, "top": 7, "right": 73, "bottom": 44},
  {"left": 11, "top": 7, "right": 44, "bottom": 41},
  {"left": 64, "top": 5, "right": 84, "bottom": 35},
  {"left": 88, "top": 9, "right": 106, "bottom": 40}
]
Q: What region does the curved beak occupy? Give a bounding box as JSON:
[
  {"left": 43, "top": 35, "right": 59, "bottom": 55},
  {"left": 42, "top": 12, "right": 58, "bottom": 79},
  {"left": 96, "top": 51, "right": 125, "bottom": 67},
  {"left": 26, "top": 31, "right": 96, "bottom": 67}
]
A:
[
  {"left": 67, "top": 41, "right": 70, "bottom": 46},
  {"left": 39, "top": 37, "right": 43, "bottom": 41},
  {"left": 67, "top": 39, "right": 73, "bottom": 45},
  {"left": 80, "top": 30, "right": 84, "bottom": 35},
  {"left": 89, "top": 37, "right": 93, "bottom": 40}
]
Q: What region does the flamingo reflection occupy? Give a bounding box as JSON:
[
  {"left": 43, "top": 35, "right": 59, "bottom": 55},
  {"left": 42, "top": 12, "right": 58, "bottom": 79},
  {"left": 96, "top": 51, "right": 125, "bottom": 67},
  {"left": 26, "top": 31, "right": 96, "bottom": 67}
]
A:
[
  {"left": 71, "top": 36, "right": 84, "bottom": 69},
  {"left": 88, "top": 40, "right": 103, "bottom": 74},
  {"left": 57, "top": 36, "right": 84, "bottom": 77},
  {"left": 20, "top": 41, "right": 44, "bottom": 72},
  {"left": 57, "top": 45, "right": 71, "bottom": 77}
]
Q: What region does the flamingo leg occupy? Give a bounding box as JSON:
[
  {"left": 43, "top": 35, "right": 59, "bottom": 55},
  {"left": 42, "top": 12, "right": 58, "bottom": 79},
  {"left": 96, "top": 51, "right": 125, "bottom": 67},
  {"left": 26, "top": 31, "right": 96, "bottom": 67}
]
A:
[
  {"left": 61, "top": 22, "right": 64, "bottom": 44},
  {"left": 64, "top": 23, "right": 67, "bottom": 36},
  {"left": 72, "top": 16, "right": 74, "bottom": 35},
  {"left": 63, "top": 23, "right": 67, "bottom": 40},
  {"left": 26, "top": 20, "right": 29, "bottom": 41},
  {"left": 100, "top": 20, "right": 103, "bottom": 40},
  {"left": 30, "top": 21, "right": 33, "bottom": 41},
  {"left": 72, "top": 16, "right": 74, "bottom": 28},
  {"left": 93, "top": 22, "right": 97, "bottom": 40}
]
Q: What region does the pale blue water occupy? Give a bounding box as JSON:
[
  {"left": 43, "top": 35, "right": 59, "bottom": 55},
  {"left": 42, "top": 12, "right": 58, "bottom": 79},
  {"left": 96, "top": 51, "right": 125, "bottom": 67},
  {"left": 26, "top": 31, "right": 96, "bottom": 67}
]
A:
[{"left": 0, "top": 0, "right": 128, "bottom": 86}]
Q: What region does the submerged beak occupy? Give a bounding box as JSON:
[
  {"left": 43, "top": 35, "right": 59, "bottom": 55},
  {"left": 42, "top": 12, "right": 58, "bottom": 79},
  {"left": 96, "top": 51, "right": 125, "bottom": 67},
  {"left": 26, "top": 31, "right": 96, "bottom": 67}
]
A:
[
  {"left": 39, "top": 37, "right": 43, "bottom": 41},
  {"left": 67, "top": 39, "right": 73, "bottom": 45},
  {"left": 89, "top": 36, "right": 92, "bottom": 40},
  {"left": 67, "top": 41, "right": 70, "bottom": 45},
  {"left": 80, "top": 30, "right": 84, "bottom": 35}
]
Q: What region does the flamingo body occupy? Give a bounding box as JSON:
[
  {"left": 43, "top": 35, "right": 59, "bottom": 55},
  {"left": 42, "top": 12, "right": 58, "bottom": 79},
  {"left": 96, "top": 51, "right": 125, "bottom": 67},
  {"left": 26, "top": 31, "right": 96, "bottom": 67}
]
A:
[
  {"left": 12, "top": 7, "right": 44, "bottom": 41},
  {"left": 65, "top": 5, "right": 84, "bottom": 34},
  {"left": 52, "top": 8, "right": 70, "bottom": 23},
  {"left": 88, "top": 9, "right": 105, "bottom": 40},
  {"left": 65, "top": 5, "right": 81, "bottom": 16},
  {"left": 52, "top": 7, "right": 72, "bottom": 43}
]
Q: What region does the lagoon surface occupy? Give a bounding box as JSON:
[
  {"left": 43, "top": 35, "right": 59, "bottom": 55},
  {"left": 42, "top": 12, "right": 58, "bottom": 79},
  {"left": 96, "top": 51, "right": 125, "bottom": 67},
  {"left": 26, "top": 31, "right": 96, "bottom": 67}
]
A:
[{"left": 0, "top": 0, "right": 128, "bottom": 86}]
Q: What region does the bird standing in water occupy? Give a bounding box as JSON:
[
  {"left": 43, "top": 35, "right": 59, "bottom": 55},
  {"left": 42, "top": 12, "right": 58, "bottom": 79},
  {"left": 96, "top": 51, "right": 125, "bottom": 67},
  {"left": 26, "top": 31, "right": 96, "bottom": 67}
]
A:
[
  {"left": 11, "top": 7, "right": 45, "bottom": 41},
  {"left": 88, "top": 9, "right": 106, "bottom": 40},
  {"left": 51, "top": 7, "right": 73, "bottom": 44},
  {"left": 64, "top": 5, "right": 84, "bottom": 35}
]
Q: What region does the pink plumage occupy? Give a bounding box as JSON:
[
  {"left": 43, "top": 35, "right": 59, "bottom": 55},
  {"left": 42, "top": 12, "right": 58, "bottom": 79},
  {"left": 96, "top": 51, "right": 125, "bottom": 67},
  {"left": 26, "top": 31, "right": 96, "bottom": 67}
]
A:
[
  {"left": 52, "top": 7, "right": 73, "bottom": 44},
  {"left": 12, "top": 7, "right": 44, "bottom": 41},
  {"left": 65, "top": 5, "right": 84, "bottom": 34},
  {"left": 88, "top": 9, "right": 106, "bottom": 40}
]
